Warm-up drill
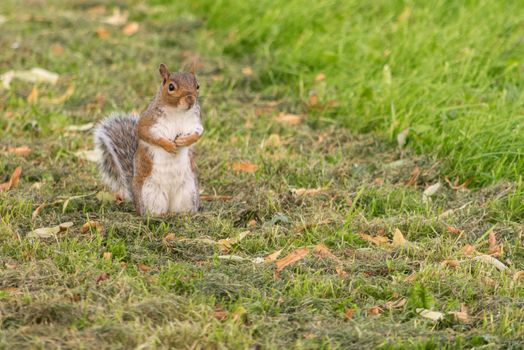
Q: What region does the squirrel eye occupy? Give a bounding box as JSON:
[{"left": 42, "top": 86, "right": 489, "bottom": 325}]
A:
[
  {"left": 196, "top": 84, "right": 200, "bottom": 90},
  {"left": 168, "top": 83, "right": 175, "bottom": 92}
]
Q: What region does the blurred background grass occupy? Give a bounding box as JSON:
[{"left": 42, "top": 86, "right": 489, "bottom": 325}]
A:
[{"left": 157, "top": 0, "right": 524, "bottom": 186}]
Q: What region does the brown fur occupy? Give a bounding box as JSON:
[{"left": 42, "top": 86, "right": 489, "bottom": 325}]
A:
[{"left": 132, "top": 143, "right": 153, "bottom": 215}]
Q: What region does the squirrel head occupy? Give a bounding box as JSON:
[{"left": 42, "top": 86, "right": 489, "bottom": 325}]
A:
[{"left": 158, "top": 63, "right": 199, "bottom": 111}]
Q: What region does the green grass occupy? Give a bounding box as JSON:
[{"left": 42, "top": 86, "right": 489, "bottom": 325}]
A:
[{"left": 1, "top": 0, "right": 524, "bottom": 349}]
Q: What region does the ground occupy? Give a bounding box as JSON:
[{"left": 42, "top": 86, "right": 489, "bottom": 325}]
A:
[{"left": 1, "top": 1, "right": 524, "bottom": 349}]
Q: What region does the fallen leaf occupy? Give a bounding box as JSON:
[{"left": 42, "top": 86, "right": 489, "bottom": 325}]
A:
[
  {"left": 96, "top": 27, "right": 110, "bottom": 39},
  {"left": 218, "top": 231, "right": 249, "bottom": 252},
  {"left": 405, "top": 272, "right": 417, "bottom": 282},
  {"left": 138, "top": 263, "right": 151, "bottom": 273},
  {"left": 308, "top": 94, "right": 318, "bottom": 107},
  {"left": 275, "top": 113, "right": 302, "bottom": 125},
  {"left": 385, "top": 298, "right": 407, "bottom": 309},
  {"left": 462, "top": 244, "right": 475, "bottom": 256},
  {"left": 264, "top": 249, "right": 283, "bottom": 263},
  {"left": 75, "top": 149, "right": 101, "bottom": 162},
  {"left": 368, "top": 306, "right": 382, "bottom": 316},
  {"left": 44, "top": 84, "right": 75, "bottom": 104},
  {"left": 423, "top": 182, "right": 441, "bottom": 202},
  {"left": 405, "top": 166, "right": 421, "bottom": 186},
  {"left": 441, "top": 259, "right": 460, "bottom": 268},
  {"left": 0, "top": 166, "right": 22, "bottom": 191},
  {"left": 315, "top": 73, "right": 326, "bottom": 82},
  {"left": 247, "top": 219, "right": 257, "bottom": 227},
  {"left": 472, "top": 255, "right": 508, "bottom": 271},
  {"left": 449, "top": 304, "right": 469, "bottom": 323},
  {"left": 103, "top": 252, "right": 112, "bottom": 260},
  {"left": 51, "top": 43, "right": 65, "bottom": 56},
  {"left": 266, "top": 133, "right": 282, "bottom": 147},
  {"left": 512, "top": 271, "right": 524, "bottom": 281},
  {"left": 392, "top": 228, "right": 408, "bottom": 248},
  {"left": 80, "top": 220, "right": 104, "bottom": 234},
  {"left": 163, "top": 233, "right": 177, "bottom": 242},
  {"left": 344, "top": 308, "right": 355, "bottom": 319},
  {"left": 87, "top": 5, "right": 106, "bottom": 15},
  {"left": 102, "top": 8, "right": 128, "bottom": 26},
  {"left": 291, "top": 188, "right": 324, "bottom": 196},
  {"left": 65, "top": 122, "right": 94, "bottom": 132},
  {"left": 1, "top": 287, "right": 18, "bottom": 294},
  {"left": 359, "top": 233, "right": 390, "bottom": 246},
  {"left": 214, "top": 307, "right": 228, "bottom": 321},
  {"left": 313, "top": 244, "right": 340, "bottom": 263},
  {"left": 122, "top": 22, "right": 139, "bottom": 36},
  {"left": 447, "top": 226, "right": 461, "bottom": 235},
  {"left": 27, "top": 86, "right": 38, "bottom": 103},
  {"left": 336, "top": 266, "right": 348, "bottom": 278},
  {"left": 27, "top": 222, "right": 73, "bottom": 238},
  {"left": 232, "top": 161, "right": 258, "bottom": 173},
  {"left": 7, "top": 146, "right": 31, "bottom": 157},
  {"left": 374, "top": 177, "right": 384, "bottom": 185},
  {"left": 417, "top": 308, "right": 444, "bottom": 322},
  {"left": 96, "top": 272, "right": 110, "bottom": 283},
  {"left": 275, "top": 248, "right": 309, "bottom": 273},
  {"left": 241, "top": 66, "right": 253, "bottom": 76},
  {"left": 488, "top": 231, "right": 502, "bottom": 255},
  {"left": 396, "top": 129, "right": 409, "bottom": 148}
]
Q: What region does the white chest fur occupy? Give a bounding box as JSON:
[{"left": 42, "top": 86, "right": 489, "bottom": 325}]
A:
[{"left": 140, "top": 105, "right": 203, "bottom": 214}]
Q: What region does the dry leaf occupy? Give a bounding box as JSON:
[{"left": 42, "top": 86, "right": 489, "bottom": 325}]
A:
[
  {"left": 472, "top": 255, "right": 508, "bottom": 271},
  {"left": 359, "top": 233, "right": 390, "bottom": 246},
  {"left": 232, "top": 161, "right": 258, "bottom": 173},
  {"left": 396, "top": 129, "right": 409, "bottom": 148},
  {"left": 336, "top": 266, "right": 348, "bottom": 278},
  {"left": 374, "top": 177, "right": 384, "bottom": 185},
  {"left": 214, "top": 308, "right": 228, "bottom": 321},
  {"left": 163, "top": 233, "right": 177, "bottom": 242},
  {"left": 447, "top": 226, "right": 461, "bottom": 235},
  {"left": 368, "top": 306, "right": 382, "bottom": 316},
  {"left": 275, "top": 248, "right": 309, "bottom": 273},
  {"left": 75, "top": 149, "right": 101, "bottom": 162},
  {"left": 218, "top": 231, "right": 249, "bottom": 251},
  {"left": 44, "top": 84, "right": 75, "bottom": 104},
  {"left": 264, "top": 249, "right": 283, "bottom": 263},
  {"left": 405, "top": 166, "right": 421, "bottom": 186},
  {"left": 344, "top": 308, "right": 355, "bottom": 319},
  {"left": 449, "top": 304, "right": 469, "bottom": 323},
  {"left": 138, "top": 263, "right": 151, "bottom": 273},
  {"left": 96, "top": 27, "right": 110, "bottom": 39},
  {"left": 80, "top": 220, "right": 104, "bottom": 234},
  {"left": 417, "top": 308, "right": 444, "bottom": 322},
  {"left": 308, "top": 94, "right": 318, "bottom": 107},
  {"left": 512, "top": 271, "right": 524, "bottom": 281},
  {"left": 441, "top": 259, "right": 460, "bottom": 268},
  {"left": 87, "top": 5, "right": 106, "bottom": 15},
  {"left": 96, "top": 272, "right": 110, "bottom": 283},
  {"left": 122, "top": 22, "right": 139, "bottom": 36},
  {"left": 462, "top": 244, "right": 475, "bottom": 256},
  {"left": 266, "top": 134, "right": 282, "bottom": 147},
  {"left": 0, "top": 166, "right": 22, "bottom": 191},
  {"left": 27, "top": 222, "right": 73, "bottom": 238},
  {"left": 313, "top": 244, "right": 340, "bottom": 263},
  {"left": 241, "top": 66, "right": 253, "bottom": 76},
  {"left": 487, "top": 231, "right": 502, "bottom": 255},
  {"left": 423, "top": 183, "right": 441, "bottom": 202},
  {"left": 65, "top": 122, "right": 94, "bottom": 132},
  {"left": 247, "top": 219, "right": 257, "bottom": 227},
  {"left": 102, "top": 8, "right": 128, "bottom": 26},
  {"left": 103, "top": 252, "right": 112, "bottom": 260},
  {"left": 315, "top": 73, "right": 326, "bottom": 82},
  {"left": 291, "top": 188, "right": 324, "bottom": 196},
  {"left": 27, "top": 86, "right": 38, "bottom": 103},
  {"left": 51, "top": 43, "right": 65, "bottom": 56},
  {"left": 405, "top": 272, "right": 417, "bottom": 282},
  {"left": 8, "top": 146, "right": 31, "bottom": 157},
  {"left": 385, "top": 298, "right": 407, "bottom": 309},
  {"left": 392, "top": 228, "right": 408, "bottom": 248},
  {"left": 275, "top": 113, "right": 302, "bottom": 125}
]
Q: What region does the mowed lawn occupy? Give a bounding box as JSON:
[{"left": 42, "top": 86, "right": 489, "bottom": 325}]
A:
[{"left": 1, "top": 0, "right": 524, "bottom": 349}]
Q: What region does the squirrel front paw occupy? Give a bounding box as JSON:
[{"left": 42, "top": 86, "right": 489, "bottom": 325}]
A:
[{"left": 175, "top": 132, "right": 201, "bottom": 147}]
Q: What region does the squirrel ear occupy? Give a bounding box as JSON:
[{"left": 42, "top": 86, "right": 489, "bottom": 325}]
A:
[
  {"left": 159, "top": 63, "right": 170, "bottom": 83},
  {"left": 190, "top": 60, "right": 197, "bottom": 75}
]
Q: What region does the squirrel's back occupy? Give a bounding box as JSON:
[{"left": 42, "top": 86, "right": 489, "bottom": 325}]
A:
[{"left": 93, "top": 112, "right": 139, "bottom": 200}]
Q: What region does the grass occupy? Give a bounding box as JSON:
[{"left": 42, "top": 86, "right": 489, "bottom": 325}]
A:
[{"left": 1, "top": 0, "right": 524, "bottom": 349}]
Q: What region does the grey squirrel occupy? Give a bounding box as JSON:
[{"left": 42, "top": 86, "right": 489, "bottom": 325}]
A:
[{"left": 93, "top": 63, "right": 203, "bottom": 216}]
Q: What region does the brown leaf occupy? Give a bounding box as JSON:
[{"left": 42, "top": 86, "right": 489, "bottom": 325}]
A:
[
  {"left": 462, "top": 244, "right": 475, "bottom": 256},
  {"left": 214, "top": 307, "right": 228, "bottom": 321},
  {"left": 405, "top": 166, "right": 421, "bottom": 186},
  {"left": 315, "top": 73, "right": 326, "bottom": 82},
  {"left": 392, "top": 228, "right": 415, "bottom": 249},
  {"left": 122, "top": 22, "right": 139, "bottom": 36},
  {"left": 275, "top": 113, "right": 303, "bottom": 125},
  {"left": 232, "top": 161, "right": 258, "bottom": 173},
  {"left": 8, "top": 146, "right": 31, "bottom": 157},
  {"left": 291, "top": 187, "right": 324, "bottom": 196},
  {"left": 359, "top": 233, "right": 390, "bottom": 246},
  {"left": 51, "top": 43, "right": 65, "bottom": 56},
  {"left": 313, "top": 244, "right": 340, "bottom": 263},
  {"left": 80, "top": 220, "right": 104, "bottom": 234},
  {"left": 27, "top": 86, "right": 38, "bottom": 104},
  {"left": 447, "top": 226, "right": 461, "bottom": 235},
  {"left": 5, "top": 262, "right": 17, "bottom": 269},
  {"left": 102, "top": 252, "right": 112, "bottom": 260},
  {"left": 488, "top": 231, "right": 501, "bottom": 255},
  {"left": 344, "top": 308, "right": 355, "bottom": 319},
  {"left": 336, "top": 266, "right": 348, "bottom": 278},
  {"left": 441, "top": 259, "right": 460, "bottom": 268},
  {"left": 275, "top": 248, "right": 309, "bottom": 273},
  {"left": 241, "top": 66, "right": 253, "bottom": 76},
  {"left": 96, "top": 272, "right": 110, "bottom": 283},
  {"left": 308, "top": 94, "right": 318, "bottom": 107},
  {"left": 512, "top": 271, "right": 524, "bottom": 281},
  {"left": 264, "top": 249, "right": 283, "bottom": 263},
  {"left": 374, "top": 177, "right": 384, "bottom": 185},
  {"left": 385, "top": 298, "right": 407, "bottom": 309},
  {"left": 368, "top": 306, "right": 382, "bottom": 316},
  {"left": 96, "top": 27, "right": 110, "bottom": 39},
  {"left": 163, "top": 233, "right": 177, "bottom": 242},
  {"left": 247, "top": 219, "right": 257, "bottom": 227},
  {"left": 218, "top": 231, "right": 250, "bottom": 252},
  {"left": 449, "top": 304, "right": 469, "bottom": 323},
  {"left": 138, "top": 263, "right": 151, "bottom": 273},
  {"left": 87, "top": 5, "right": 106, "bottom": 15},
  {"left": 266, "top": 133, "right": 282, "bottom": 147},
  {"left": 0, "top": 166, "right": 22, "bottom": 191}
]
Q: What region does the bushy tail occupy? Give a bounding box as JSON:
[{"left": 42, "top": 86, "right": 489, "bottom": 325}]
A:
[{"left": 93, "top": 112, "right": 139, "bottom": 200}]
